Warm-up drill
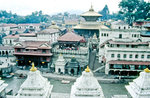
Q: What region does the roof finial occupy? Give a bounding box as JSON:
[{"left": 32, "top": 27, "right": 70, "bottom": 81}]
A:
[
  {"left": 89, "top": 3, "right": 94, "bottom": 11},
  {"left": 85, "top": 66, "right": 90, "bottom": 72},
  {"left": 30, "top": 62, "right": 37, "bottom": 72},
  {"left": 144, "top": 68, "right": 150, "bottom": 73}
]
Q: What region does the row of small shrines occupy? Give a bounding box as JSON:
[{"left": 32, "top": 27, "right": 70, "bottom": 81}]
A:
[
  {"left": 16, "top": 55, "right": 85, "bottom": 76},
  {"left": 1, "top": 62, "right": 150, "bottom": 98}
]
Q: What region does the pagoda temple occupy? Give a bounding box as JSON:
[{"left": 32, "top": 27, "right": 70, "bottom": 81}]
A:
[
  {"left": 70, "top": 66, "right": 104, "bottom": 98},
  {"left": 16, "top": 62, "right": 53, "bottom": 98},
  {"left": 125, "top": 68, "right": 150, "bottom": 98},
  {"left": 73, "top": 5, "right": 109, "bottom": 38}
]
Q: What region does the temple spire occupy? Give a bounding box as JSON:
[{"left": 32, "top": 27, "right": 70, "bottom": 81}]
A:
[
  {"left": 89, "top": 3, "right": 94, "bottom": 11},
  {"left": 30, "top": 62, "right": 37, "bottom": 72},
  {"left": 85, "top": 66, "right": 90, "bottom": 72},
  {"left": 144, "top": 68, "right": 150, "bottom": 73}
]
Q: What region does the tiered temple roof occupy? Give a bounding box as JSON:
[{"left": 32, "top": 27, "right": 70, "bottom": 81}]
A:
[
  {"left": 125, "top": 68, "right": 150, "bottom": 98},
  {"left": 16, "top": 62, "right": 53, "bottom": 98},
  {"left": 70, "top": 66, "right": 104, "bottom": 98}
]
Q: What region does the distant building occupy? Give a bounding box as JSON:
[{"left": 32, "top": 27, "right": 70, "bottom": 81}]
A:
[
  {"left": 18, "top": 28, "right": 59, "bottom": 43},
  {"left": 110, "top": 20, "right": 130, "bottom": 30},
  {"left": 3, "top": 33, "right": 19, "bottom": 46},
  {"left": 74, "top": 5, "right": 109, "bottom": 38},
  {"left": 0, "top": 24, "right": 17, "bottom": 35},
  {"left": 14, "top": 41, "right": 52, "bottom": 68},
  {"left": 126, "top": 68, "right": 150, "bottom": 98},
  {"left": 133, "top": 19, "right": 150, "bottom": 29},
  {"left": 0, "top": 46, "right": 14, "bottom": 56},
  {"left": 70, "top": 66, "right": 104, "bottom": 98},
  {"left": 16, "top": 62, "right": 53, "bottom": 98},
  {"left": 0, "top": 80, "right": 8, "bottom": 98}
]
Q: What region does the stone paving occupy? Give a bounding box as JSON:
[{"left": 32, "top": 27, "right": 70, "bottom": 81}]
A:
[{"left": 51, "top": 93, "right": 70, "bottom": 98}]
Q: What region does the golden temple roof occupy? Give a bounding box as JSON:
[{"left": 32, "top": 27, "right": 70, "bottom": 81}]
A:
[
  {"left": 30, "top": 62, "right": 37, "bottom": 72},
  {"left": 144, "top": 68, "right": 150, "bottom": 73},
  {"left": 85, "top": 66, "right": 90, "bottom": 72}
]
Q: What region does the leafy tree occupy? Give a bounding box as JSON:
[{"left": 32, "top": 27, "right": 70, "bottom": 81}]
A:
[
  {"left": 99, "top": 5, "right": 110, "bottom": 20},
  {"left": 119, "top": 0, "right": 150, "bottom": 25}
]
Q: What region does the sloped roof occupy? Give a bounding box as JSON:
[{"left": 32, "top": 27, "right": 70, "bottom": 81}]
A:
[
  {"left": 58, "top": 32, "right": 85, "bottom": 42},
  {"left": 81, "top": 6, "right": 102, "bottom": 17},
  {"left": 38, "top": 28, "right": 59, "bottom": 34},
  {"left": 4, "top": 34, "right": 19, "bottom": 39},
  {"left": 111, "top": 20, "right": 128, "bottom": 25},
  {"left": 14, "top": 41, "right": 51, "bottom": 49}
]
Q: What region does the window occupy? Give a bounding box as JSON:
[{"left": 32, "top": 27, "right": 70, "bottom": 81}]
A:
[
  {"left": 117, "top": 44, "right": 120, "bottom": 47},
  {"left": 104, "top": 33, "right": 106, "bottom": 36},
  {"left": 129, "top": 54, "right": 132, "bottom": 58},
  {"left": 119, "top": 34, "right": 122, "bottom": 38},
  {"left": 17, "top": 48, "right": 21, "bottom": 52},
  {"left": 135, "top": 54, "right": 138, "bottom": 58},
  {"left": 126, "top": 45, "right": 129, "bottom": 47},
  {"left": 123, "top": 54, "right": 126, "bottom": 58},
  {"left": 124, "top": 27, "right": 126, "bottom": 29},
  {"left": 141, "top": 55, "right": 144, "bottom": 59},
  {"left": 111, "top": 54, "right": 114, "bottom": 58},
  {"left": 118, "top": 27, "right": 121, "bottom": 29},
  {"left": 117, "top": 54, "right": 120, "bottom": 58},
  {"left": 101, "top": 33, "right": 103, "bottom": 36},
  {"left": 26, "top": 49, "right": 29, "bottom": 51},
  {"left": 147, "top": 55, "right": 150, "bottom": 59},
  {"left": 42, "top": 49, "right": 46, "bottom": 53},
  {"left": 107, "top": 34, "right": 108, "bottom": 37}
]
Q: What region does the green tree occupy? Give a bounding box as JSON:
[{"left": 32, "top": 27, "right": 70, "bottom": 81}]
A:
[{"left": 119, "top": 0, "right": 150, "bottom": 25}]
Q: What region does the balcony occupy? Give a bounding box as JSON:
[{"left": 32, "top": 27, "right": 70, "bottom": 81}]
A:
[
  {"left": 52, "top": 48, "right": 88, "bottom": 55},
  {"left": 105, "top": 45, "right": 150, "bottom": 52},
  {"left": 14, "top": 51, "right": 52, "bottom": 56}
]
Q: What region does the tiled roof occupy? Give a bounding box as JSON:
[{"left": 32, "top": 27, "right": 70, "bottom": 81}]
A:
[
  {"left": 4, "top": 34, "right": 19, "bottom": 39},
  {"left": 111, "top": 20, "right": 128, "bottom": 25},
  {"left": 80, "top": 6, "right": 102, "bottom": 17},
  {"left": 0, "top": 46, "right": 13, "bottom": 50},
  {"left": 38, "top": 28, "right": 59, "bottom": 34},
  {"left": 58, "top": 32, "right": 85, "bottom": 42},
  {"left": 18, "top": 23, "right": 41, "bottom": 26},
  {"left": 109, "top": 60, "right": 150, "bottom": 65},
  {"left": 14, "top": 41, "right": 51, "bottom": 49},
  {"left": 81, "top": 11, "right": 102, "bottom": 17},
  {"left": 19, "top": 33, "right": 36, "bottom": 37},
  {"left": 0, "top": 24, "right": 17, "bottom": 27}
]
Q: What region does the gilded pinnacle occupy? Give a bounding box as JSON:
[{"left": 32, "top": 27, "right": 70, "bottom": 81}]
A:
[
  {"left": 85, "top": 66, "right": 90, "bottom": 72},
  {"left": 30, "top": 62, "right": 37, "bottom": 72}
]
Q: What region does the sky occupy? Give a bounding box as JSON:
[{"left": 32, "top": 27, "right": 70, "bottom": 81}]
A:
[{"left": 0, "top": 0, "right": 149, "bottom": 16}]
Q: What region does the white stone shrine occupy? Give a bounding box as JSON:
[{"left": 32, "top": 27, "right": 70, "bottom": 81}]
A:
[
  {"left": 16, "top": 62, "right": 53, "bottom": 98},
  {"left": 70, "top": 66, "right": 104, "bottom": 98},
  {"left": 55, "top": 54, "right": 66, "bottom": 74},
  {"left": 125, "top": 68, "right": 150, "bottom": 98}
]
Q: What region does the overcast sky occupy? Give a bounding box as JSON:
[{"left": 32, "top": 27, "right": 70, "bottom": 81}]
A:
[{"left": 0, "top": 0, "right": 149, "bottom": 16}]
